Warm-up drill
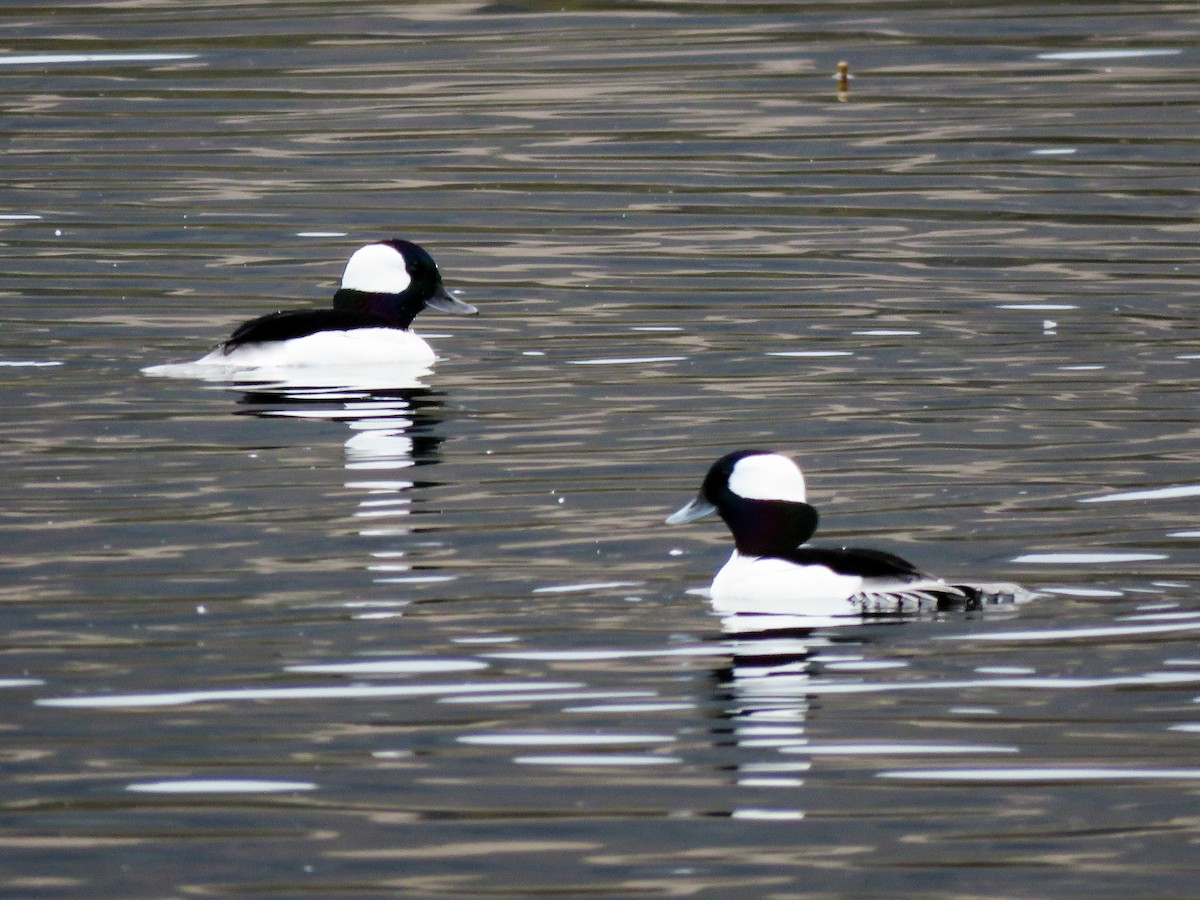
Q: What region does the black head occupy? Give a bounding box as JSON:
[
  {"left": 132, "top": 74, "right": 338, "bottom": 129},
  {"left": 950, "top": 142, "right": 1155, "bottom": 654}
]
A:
[
  {"left": 332, "top": 239, "right": 477, "bottom": 326},
  {"left": 667, "top": 449, "right": 820, "bottom": 556}
]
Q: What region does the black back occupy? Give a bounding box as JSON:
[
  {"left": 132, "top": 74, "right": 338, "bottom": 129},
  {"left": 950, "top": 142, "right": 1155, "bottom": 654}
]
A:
[
  {"left": 778, "top": 546, "right": 927, "bottom": 582},
  {"left": 221, "top": 308, "right": 391, "bottom": 353}
]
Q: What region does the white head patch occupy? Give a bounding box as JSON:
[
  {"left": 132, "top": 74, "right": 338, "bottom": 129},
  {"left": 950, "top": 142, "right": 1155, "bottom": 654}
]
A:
[
  {"left": 341, "top": 243, "right": 412, "bottom": 294},
  {"left": 727, "top": 453, "right": 807, "bottom": 503}
]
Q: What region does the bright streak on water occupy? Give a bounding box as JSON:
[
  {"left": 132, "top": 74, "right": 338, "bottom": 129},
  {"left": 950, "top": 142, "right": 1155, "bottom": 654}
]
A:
[
  {"left": 879, "top": 767, "right": 1200, "bottom": 782},
  {"left": 1012, "top": 552, "right": 1167, "bottom": 563},
  {"left": 1037, "top": 49, "right": 1182, "bottom": 60},
  {"left": 731, "top": 808, "right": 805, "bottom": 820},
  {"left": 513, "top": 754, "right": 681, "bottom": 766},
  {"left": 766, "top": 351, "right": 854, "bottom": 357},
  {"left": 285, "top": 660, "right": 489, "bottom": 675},
  {"left": 566, "top": 356, "right": 686, "bottom": 365},
  {"left": 770, "top": 672, "right": 1200, "bottom": 694},
  {"left": 1081, "top": 484, "right": 1200, "bottom": 503},
  {"left": 439, "top": 690, "right": 658, "bottom": 705},
  {"left": 781, "top": 743, "right": 1019, "bottom": 755},
  {"left": 127, "top": 779, "right": 317, "bottom": 793},
  {"left": 487, "top": 646, "right": 729, "bottom": 661},
  {"left": 1041, "top": 587, "right": 1125, "bottom": 597},
  {"left": 941, "top": 623, "right": 1200, "bottom": 642},
  {"left": 0, "top": 53, "right": 200, "bottom": 65},
  {"left": 37, "top": 681, "right": 581, "bottom": 708},
  {"left": 531, "top": 581, "right": 643, "bottom": 594},
  {"left": 458, "top": 733, "right": 675, "bottom": 746},
  {"left": 564, "top": 702, "right": 697, "bottom": 713}
]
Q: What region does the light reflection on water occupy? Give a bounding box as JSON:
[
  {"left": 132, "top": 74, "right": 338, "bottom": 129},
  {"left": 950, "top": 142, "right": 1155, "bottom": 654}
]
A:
[{"left": 3, "top": 0, "right": 1200, "bottom": 895}]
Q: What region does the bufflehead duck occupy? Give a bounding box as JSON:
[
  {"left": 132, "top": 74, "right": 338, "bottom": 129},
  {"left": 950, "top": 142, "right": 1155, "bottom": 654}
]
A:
[
  {"left": 667, "top": 449, "right": 1026, "bottom": 619},
  {"left": 186, "top": 239, "right": 476, "bottom": 370}
]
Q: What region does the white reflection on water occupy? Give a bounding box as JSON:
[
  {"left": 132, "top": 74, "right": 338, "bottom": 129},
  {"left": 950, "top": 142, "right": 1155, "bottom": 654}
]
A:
[
  {"left": 514, "top": 754, "right": 681, "bottom": 766},
  {"left": 704, "top": 618, "right": 1200, "bottom": 822},
  {"left": 766, "top": 350, "right": 854, "bottom": 358},
  {"left": 127, "top": 779, "right": 316, "bottom": 794},
  {"left": 730, "top": 808, "right": 805, "bottom": 820},
  {"left": 244, "top": 372, "right": 446, "bottom": 591},
  {"left": 1036, "top": 49, "right": 1182, "bottom": 60},
  {"left": 819, "top": 659, "right": 907, "bottom": 671},
  {"left": 157, "top": 362, "right": 453, "bottom": 593},
  {"left": 532, "top": 581, "right": 643, "bottom": 595},
  {"left": 286, "top": 659, "right": 488, "bottom": 675},
  {"left": 940, "top": 622, "right": 1200, "bottom": 642},
  {"left": 1041, "top": 586, "right": 1125, "bottom": 597},
  {"left": 1081, "top": 484, "right": 1200, "bottom": 503},
  {"left": 37, "top": 681, "right": 581, "bottom": 709},
  {"left": 1013, "top": 552, "right": 1167, "bottom": 563},
  {"left": 0, "top": 53, "right": 199, "bottom": 65},
  {"left": 487, "top": 646, "right": 729, "bottom": 662},
  {"left": 724, "top": 670, "right": 1200, "bottom": 696},
  {"left": 566, "top": 356, "right": 687, "bottom": 365},
  {"left": 458, "top": 733, "right": 674, "bottom": 746},
  {"left": 565, "top": 701, "right": 697, "bottom": 714},
  {"left": 718, "top": 640, "right": 817, "bottom": 791},
  {"left": 878, "top": 767, "right": 1200, "bottom": 783},
  {"left": 439, "top": 690, "right": 658, "bottom": 706},
  {"left": 1121, "top": 611, "right": 1200, "bottom": 622},
  {"left": 781, "top": 743, "right": 1018, "bottom": 756}
]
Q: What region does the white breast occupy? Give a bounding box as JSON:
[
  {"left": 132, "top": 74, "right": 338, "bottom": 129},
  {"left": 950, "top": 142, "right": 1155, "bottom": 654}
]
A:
[
  {"left": 195, "top": 327, "right": 436, "bottom": 369},
  {"left": 709, "top": 552, "right": 865, "bottom": 618}
]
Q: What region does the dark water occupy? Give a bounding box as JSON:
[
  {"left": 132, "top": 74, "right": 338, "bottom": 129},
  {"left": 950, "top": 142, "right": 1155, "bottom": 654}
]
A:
[{"left": 3, "top": 1, "right": 1200, "bottom": 896}]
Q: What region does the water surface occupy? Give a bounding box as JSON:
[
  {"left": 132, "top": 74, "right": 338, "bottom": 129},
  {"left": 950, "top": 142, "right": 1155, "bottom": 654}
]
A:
[{"left": 3, "top": 1, "right": 1200, "bottom": 896}]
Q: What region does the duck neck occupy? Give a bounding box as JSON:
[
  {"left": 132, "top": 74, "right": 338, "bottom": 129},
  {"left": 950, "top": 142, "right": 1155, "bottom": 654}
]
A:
[
  {"left": 725, "top": 500, "right": 820, "bottom": 557},
  {"left": 333, "top": 288, "right": 422, "bottom": 328}
]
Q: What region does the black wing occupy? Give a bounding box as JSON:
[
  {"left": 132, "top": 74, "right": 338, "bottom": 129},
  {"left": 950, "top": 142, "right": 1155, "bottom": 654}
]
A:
[
  {"left": 777, "top": 546, "right": 929, "bottom": 582},
  {"left": 222, "top": 309, "right": 391, "bottom": 353}
]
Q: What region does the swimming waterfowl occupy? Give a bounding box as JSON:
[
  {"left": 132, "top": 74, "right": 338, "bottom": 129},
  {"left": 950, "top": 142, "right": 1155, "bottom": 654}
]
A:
[
  {"left": 179, "top": 239, "right": 476, "bottom": 370},
  {"left": 667, "top": 449, "right": 1025, "bottom": 618}
]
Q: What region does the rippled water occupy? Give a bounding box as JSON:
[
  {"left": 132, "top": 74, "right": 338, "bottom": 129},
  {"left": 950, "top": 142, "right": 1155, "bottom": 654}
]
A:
[{"left": 4, "top": 1, "right": 1200, "bottom": 896}]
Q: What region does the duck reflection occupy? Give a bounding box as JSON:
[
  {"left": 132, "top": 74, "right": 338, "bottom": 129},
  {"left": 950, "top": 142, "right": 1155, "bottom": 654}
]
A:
[
  {"left": 228, "top": 364, "right": 447, "bottom": 590},
  {"left": 710, "top": 627, "right": 825, "bottom": 799}
]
